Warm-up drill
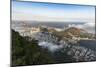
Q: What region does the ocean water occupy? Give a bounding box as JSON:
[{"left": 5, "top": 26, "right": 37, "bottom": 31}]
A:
[
  {"left": 28, "top": 22, "right": 85, "bottom": 28},
  {"left": 12, "top": 21, "right": 95, "bottom": 34},
  {"left": 79, "top": 40, "right": 96, "bottom": 51}
]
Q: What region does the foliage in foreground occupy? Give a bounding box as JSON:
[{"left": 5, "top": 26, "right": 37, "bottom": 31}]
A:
[{"left": 12, "top": 30, "right": 54, "bottom": 66}]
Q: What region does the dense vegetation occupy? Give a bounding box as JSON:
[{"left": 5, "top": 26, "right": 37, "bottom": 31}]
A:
[
  {"left": 12, "top": 29, "right": 54, "bottom": 66},
  {"left": 12, "top": 27, "right": 95, "bottom": 66}
]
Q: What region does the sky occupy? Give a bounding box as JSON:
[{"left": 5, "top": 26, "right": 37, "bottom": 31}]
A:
[{"left": 12, "top": 1, "right": 95, "bottom": 23}]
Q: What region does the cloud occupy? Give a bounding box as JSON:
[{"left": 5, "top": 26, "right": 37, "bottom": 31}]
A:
[
  {"left": 12, "top": 1, "right": 95, "bottom": 22},
  {"left": 38, "top": 41, "right": 64, "bottom": 52},
  {"left": 69, "top": 22, "right": 95, "bottom": 33}
]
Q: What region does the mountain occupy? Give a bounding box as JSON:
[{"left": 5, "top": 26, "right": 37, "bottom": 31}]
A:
[
  {"left": 33, "top": 29, "right": 96, "bottom": 62},
  {"left": 12, "top": 27, "right": 96, "bottom": 66},
  {"left": 65, "top": 27, "right": 87, "bottom": 35},
  {"left": 51, "top": 27, "right": 95, "bottom": 39}
]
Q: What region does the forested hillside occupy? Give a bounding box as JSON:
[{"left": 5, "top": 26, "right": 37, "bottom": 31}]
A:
[{"left": 11, "top": 29, "right": 54, "bottom": 66}]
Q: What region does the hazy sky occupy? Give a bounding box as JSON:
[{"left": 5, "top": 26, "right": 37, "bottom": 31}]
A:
[{"left": 12, "top": 1, "right": 95, "bottom": 23}]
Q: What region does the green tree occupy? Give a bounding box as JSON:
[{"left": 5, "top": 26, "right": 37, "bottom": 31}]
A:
[{"left": 11, "top": 29, "right": 54, "bottom": 67}]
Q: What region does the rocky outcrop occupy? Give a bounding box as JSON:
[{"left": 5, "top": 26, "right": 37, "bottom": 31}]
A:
[
  {"left": 33, "top": 31, "right": 96, "bottom": 62},
  {"left": 67, "top": 46, "right": 96, "bottom": 62}
]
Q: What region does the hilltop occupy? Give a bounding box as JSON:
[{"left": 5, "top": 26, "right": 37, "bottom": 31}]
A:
[{"left": 44, "top": 27, "right": 95, "bottom": 40}]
